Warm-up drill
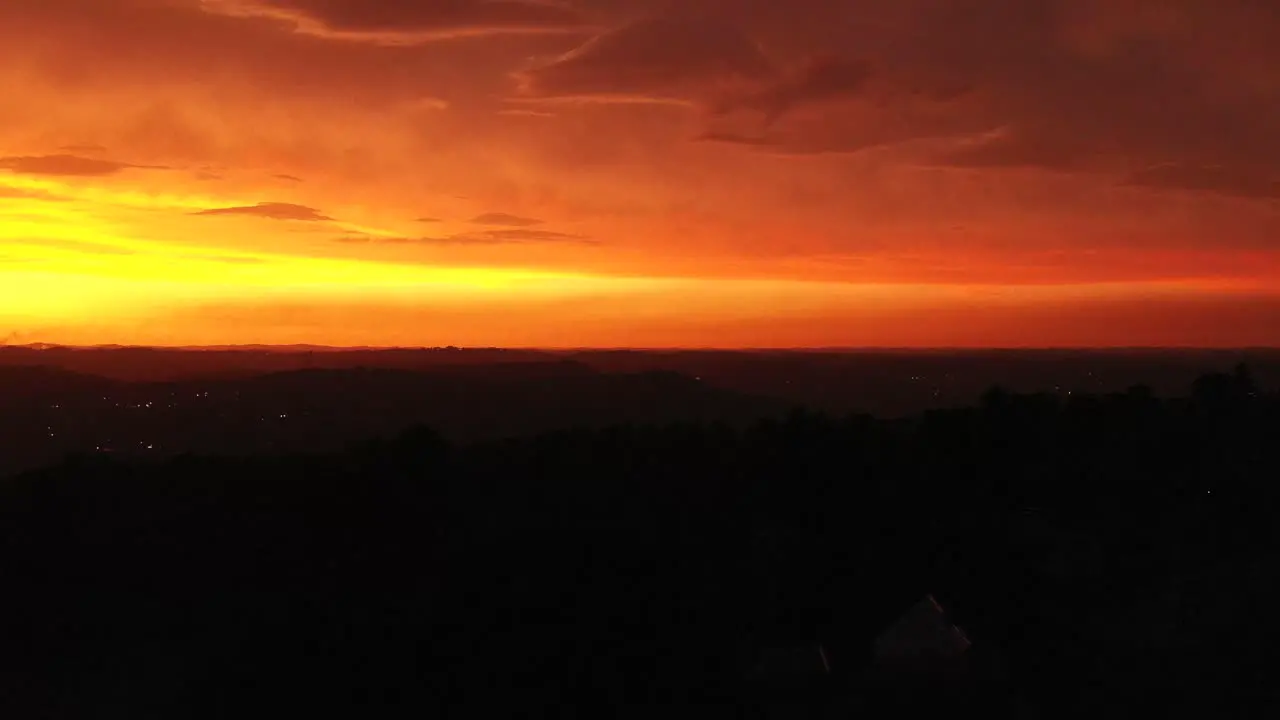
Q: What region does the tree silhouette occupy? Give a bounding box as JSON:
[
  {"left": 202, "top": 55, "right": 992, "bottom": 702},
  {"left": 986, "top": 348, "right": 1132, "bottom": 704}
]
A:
[{"left": 0, "top": 371, "right": 1276, "bottom": 716}]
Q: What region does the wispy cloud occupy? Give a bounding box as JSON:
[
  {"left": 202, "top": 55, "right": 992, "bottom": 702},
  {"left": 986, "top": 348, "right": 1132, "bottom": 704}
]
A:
[
  {"left": 335, "top": 229, "right": 596, "bottom": 246},
  {"left": 477, "top": 229, "right": 593, "bottom": 243},
  {"left": 175, "top": 254, "right": 269, "bottom": 265},
  {"left": 713, "top": 54, "right": 875, "bottom": 125},
  {"left": 515, "top": 15, "right": 772, "bottom": 104},
  {"left": 470, "top": 212, "right": 544, "bottom": 227},
  {"left": 0, "top": 154, "right": 164, "bottom": 177},
  {"left": 694, "top": 130, "right": 779, "bottom": 147},
  {"left": 202, "top": 0, "right": 589, "bottom": 43},
  {"left": 56, "top": 144, "right": 107, "bottom": 154},
  {"left": 0, "top": 185, "right": 66, "bottom": 201},
  {"left": 11, "top": 238, "right": 136, "bottom": 256},
  {"left": 497, "top": 108, "right": 557, "bottom": 118},
  {"left": 1124, "top": 163, "right": 1280, "bottom": 200},
  {"left": 193, "top": 202, "right": 334, "bottom": 222}
]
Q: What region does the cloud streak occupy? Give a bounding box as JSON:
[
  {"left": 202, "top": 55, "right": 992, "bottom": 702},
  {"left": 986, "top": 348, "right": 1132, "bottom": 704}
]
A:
[
  {"left": 336, "top": 229, "right": 595, "bottom": 246},
  {"left": 203, "top": 0, "right": 589, "bottom": 42},
  {"left": 0, "top": 154, "right": 162, "bottom": 177},
  {"left": 193, "top": 202, "right": 334, "bottom": 221},
  {"left": 470, "top": 212, "right": 544, "bottom": 227},
  {"left": 1124, "top": 164, "right": 1280, "bottom": 200},
  {"left": 516, "top": 15, "right": 773, "bottom": 103},
  {"left": 713, "top": 54, "right": 875, "bottom": 125},
  {"left": 176, "top": 254, "right": 269, "bottom": 265},
  {"left": 11, "top": 238, "right": 136, "bottom": 256},
  {"left": 475, "top": 229, "right": 593, "bottom": 243},
  {"left": 57, "top": 144, "right": 107, "bottom": 154},
  {"left": 0, "top": 185, "right": 66, "bottom": 201}
]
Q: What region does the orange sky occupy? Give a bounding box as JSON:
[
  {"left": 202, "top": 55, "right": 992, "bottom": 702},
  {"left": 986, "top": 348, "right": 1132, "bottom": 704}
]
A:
[{"left": 2, "top": 0, "right": 1278, "bottom": 347}]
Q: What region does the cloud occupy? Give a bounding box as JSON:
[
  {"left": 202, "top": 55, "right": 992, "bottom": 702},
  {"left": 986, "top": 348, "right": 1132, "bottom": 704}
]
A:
[
  {"left": 886, "top": 0, "right": 1280, "bottom": 177},
  {"left": 12, "top": 238, "right": 136, "bottom": 256},
  {"left": 693, "top": 130, "right": 779, "bottom": 148},
  {"left": 415, "top": 217, "right": 443, "bottom": 223},
  {"left": 713, "top": 54, "right": 875, "bottom": 125},
  {"left": 0, "top": 0, "right": 524, "bottom": 112},
  {"left": 1124, "top": 164, "right": 1280, "bottom": 200},
  {"left": 497, "top": 108, "right": 557, "bottom": 118},
  {"left": 193, "top": 202, "right": 333, "bottom": 221},
  {"left": 0, "top": 154, "right": 161, "bottom": 177},
  {"left": 511, "top": 12, "right": 916, "bottom": 127},
  {"left": 475, "top": 229, "right": 593, "bottom": 242},
  {"left": 176, "top": 254, "right": 269, "bottom": 265},
  {"left": 335, "top": 229, "right": 595, "bottom": 246},
  {"left": 273, "top": 173, "right": 303, "bottom": 182},
  {"left": 0, "top": 185, "right": 66, "bottom": 201},
  {"left": 470, "top": 212, "right": 544, "bottom": 226},
  {"left": 57, "top": 144, "right": 107, "bottom": 154},
  {"left": 516, "top": 15, "right": 773, "bottom": 103},
  {"left": 511, "top": 12, "right": 948, "bottom": 153},
  {"left": 573, "top": 0, "right": 1280, "bottom": 183},
  {"left": 700, "top": 95, "right": 985, "bottom": 159},
  {"left": 203, "top": 0, "right": 588, "bottom": 42},
  {"left": 929, "top": 127, "right": 1091, "bottom": 171},
  {"left": 404, "top": 97, "right": 450, "bottom": 112}
]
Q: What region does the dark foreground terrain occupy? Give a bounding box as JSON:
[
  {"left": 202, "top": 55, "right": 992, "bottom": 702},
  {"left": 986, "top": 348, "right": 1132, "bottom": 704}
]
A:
[
  {"left": 3, "top": 345, "right": 1279, "bottom": 477},
  {"left": 1, "top": 361, "right": 1278, "bottom": 716}
]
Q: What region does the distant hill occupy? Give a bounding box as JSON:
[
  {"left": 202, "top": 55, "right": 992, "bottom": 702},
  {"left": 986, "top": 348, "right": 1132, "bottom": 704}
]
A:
[
  {"left": 5, "top": 346, "right": 1279, "bottom": 415},
  {"left": 5, "top": 345, "right": 1280, "bottom": 477},
  {"left": 0, "top": 362, "right": 789, "bottom": 477},
  {"left": 0, "top": 345, "right": 558, "bottom": 382},
  {"left": 0, "top": 365, "right": 115, "bottom": 397}
]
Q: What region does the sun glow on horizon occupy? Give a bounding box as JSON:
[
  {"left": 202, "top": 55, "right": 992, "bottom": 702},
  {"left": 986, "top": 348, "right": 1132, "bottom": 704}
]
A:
[
  {"left": 2, "top": 0, "right": 1279, "bottom": 348},
  {"left": 5, "top": 173, "right": 1280, "bottom": 349}
]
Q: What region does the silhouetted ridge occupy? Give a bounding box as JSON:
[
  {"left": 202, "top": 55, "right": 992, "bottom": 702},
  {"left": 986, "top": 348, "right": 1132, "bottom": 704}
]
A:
[{"left": 0, "top": 365, "right": 113, "bottom": 396}]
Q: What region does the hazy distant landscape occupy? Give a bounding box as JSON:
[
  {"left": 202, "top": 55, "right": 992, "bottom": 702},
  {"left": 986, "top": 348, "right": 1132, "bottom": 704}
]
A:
[{"left": 3, "top": 345, "right": 1278, "bottom": 477}]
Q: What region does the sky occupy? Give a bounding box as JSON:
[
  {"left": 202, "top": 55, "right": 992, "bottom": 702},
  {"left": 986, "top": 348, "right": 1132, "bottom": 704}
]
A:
[{"left": 1, "top": 0, "right": 1278, "bottom": 348}]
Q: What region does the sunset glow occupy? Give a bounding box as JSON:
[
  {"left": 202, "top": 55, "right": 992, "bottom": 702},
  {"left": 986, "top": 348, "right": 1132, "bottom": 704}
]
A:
[{"left": 3, "top": 0, "right": 1278, "bottom": 347}]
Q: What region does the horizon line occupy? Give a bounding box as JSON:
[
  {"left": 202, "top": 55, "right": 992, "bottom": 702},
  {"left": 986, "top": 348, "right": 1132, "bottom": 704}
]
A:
[{"left": 3, "top": 343, "right": 1280, "bottom": 353}]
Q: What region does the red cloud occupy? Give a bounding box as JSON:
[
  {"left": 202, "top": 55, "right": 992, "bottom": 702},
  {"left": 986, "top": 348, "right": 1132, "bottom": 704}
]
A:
[
  {"left": 516, "top": 15, "right": 773, "bottom": 102},
  {"left": 204, "top": 0, "right": 588, "bottom": 40}
]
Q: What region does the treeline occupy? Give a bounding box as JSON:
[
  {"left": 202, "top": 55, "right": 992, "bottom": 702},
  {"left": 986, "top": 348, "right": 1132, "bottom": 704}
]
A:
[{"left": 0, "top": 366, "right": 1277, "bottom": 716}]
